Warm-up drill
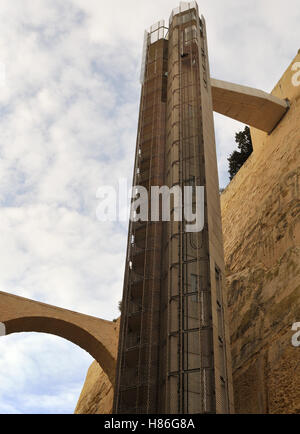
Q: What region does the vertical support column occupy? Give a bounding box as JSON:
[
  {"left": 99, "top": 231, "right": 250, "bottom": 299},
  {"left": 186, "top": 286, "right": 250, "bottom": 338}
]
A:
[
  {"left": 113, "top": 32, "right": 168, "bottom": 414},
  {"left": 161, "top": 4, "right": 234, "bottom": 414},
  {"left": 196, "top": 15, "right": 234, "bottom": 413},
  {"left": 163, "top": 5, "right": 213, "bottom": 414}
]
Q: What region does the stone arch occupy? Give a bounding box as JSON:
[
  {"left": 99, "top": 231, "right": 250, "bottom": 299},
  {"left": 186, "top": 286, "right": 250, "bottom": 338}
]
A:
[
  {"left": 0, "top": 291, "right": 119, "bottom": 384},
  {"left": 3, "top": 316, "right": 115, "bottom": 382}
]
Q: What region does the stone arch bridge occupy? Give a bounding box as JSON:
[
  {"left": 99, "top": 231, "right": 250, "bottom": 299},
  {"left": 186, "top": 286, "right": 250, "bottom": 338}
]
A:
[{"left": 0, "top": 291, "right": 119, "bottom": 384}]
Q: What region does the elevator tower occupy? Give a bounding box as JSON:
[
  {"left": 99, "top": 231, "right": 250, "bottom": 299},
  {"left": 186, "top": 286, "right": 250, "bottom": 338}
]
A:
[{"left": 113, "top": 2, "right": 234, "bottom": 414}]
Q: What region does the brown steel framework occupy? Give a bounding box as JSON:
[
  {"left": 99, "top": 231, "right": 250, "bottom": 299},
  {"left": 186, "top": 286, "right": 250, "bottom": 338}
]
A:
[{"left": 113, "top": 2, "right": 234, "bottom": 414}]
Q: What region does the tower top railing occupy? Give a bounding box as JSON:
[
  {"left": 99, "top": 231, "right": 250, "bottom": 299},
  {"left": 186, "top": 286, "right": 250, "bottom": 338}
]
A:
[
  {"left": 140, "top": 2, "right": 199, "bottom": 84},
  {"left": 140, "top": 20, "right": 168, "bottom": 84},
  {"left": 149, "top": 20, "right": 169, "bottom": 43},
  {"left": 169, "top": 1, "right": 199, "bottom": 25}
]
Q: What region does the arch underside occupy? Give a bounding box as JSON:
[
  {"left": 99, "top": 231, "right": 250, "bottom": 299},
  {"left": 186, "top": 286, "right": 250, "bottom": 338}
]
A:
[
  {"left": 0, "top": 291, "right": 117, "bottom": 385},
  {"left": 3, "top": 316, "right": 115, "bottom": 383}
]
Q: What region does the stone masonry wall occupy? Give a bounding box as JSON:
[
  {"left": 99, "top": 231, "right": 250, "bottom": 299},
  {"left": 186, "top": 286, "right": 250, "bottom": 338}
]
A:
[{"left": 221, "top": 51, "right": 300, "bottom": 413}]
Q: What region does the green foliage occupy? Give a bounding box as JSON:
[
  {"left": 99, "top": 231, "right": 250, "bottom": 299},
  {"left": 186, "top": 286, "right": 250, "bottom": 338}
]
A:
[{"left": 228, "top": 126, "right": 253, "bottom": 180}]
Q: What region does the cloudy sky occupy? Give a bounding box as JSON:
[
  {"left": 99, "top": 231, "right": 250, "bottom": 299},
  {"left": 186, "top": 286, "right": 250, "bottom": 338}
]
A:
[{"left": 0, "top": 0, "right": 299, "bottom": 414}]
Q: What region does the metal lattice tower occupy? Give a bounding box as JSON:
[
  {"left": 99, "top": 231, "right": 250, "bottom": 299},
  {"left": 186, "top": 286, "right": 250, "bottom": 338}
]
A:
[{"left": 113, "top": 2, "right": 234, "bottom": 414}]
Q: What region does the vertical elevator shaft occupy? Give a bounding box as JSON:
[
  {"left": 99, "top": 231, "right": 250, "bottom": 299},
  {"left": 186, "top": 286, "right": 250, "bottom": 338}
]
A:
[{"left": 114, "top": 2, "right": 234, "bottom": 414}]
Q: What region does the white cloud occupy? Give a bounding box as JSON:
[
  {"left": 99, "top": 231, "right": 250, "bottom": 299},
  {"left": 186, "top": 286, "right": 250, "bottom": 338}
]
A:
[
  {"left": 0, "top": 0, "right": 299, "bottom": 414},
  {"left": 0, "top": 333, "right": 93, "bottom": 414}
]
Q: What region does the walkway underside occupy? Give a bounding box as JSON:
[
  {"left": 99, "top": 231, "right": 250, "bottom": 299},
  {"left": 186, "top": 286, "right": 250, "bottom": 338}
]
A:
[{"left": 211, "top": 78, "right": 289, "bottom": 133}]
